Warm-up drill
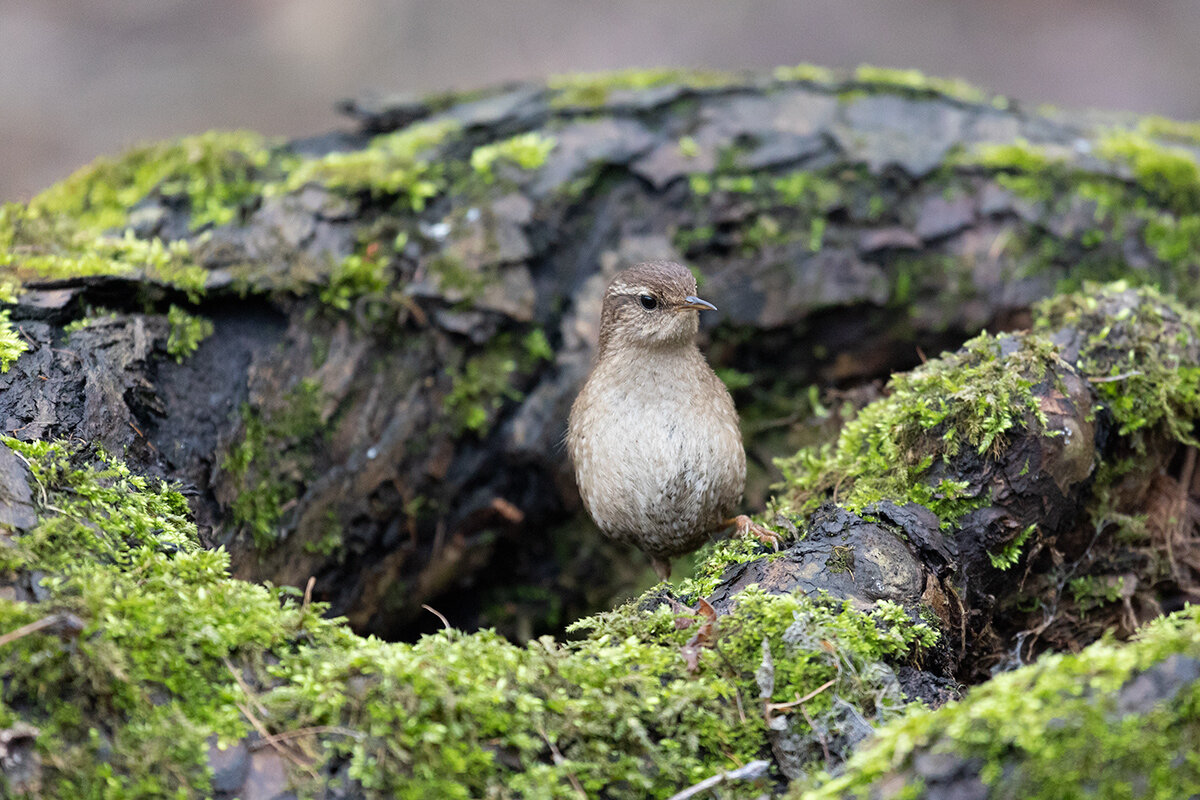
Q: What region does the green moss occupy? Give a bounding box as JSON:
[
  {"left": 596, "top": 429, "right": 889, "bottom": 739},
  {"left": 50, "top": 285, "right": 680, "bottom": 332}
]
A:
[
  {"left": 674, "top": 535, "right": 783, "bottom": 598},
  {"left": 221, "top": 379, "right": 326, "bottom": 549},
  {"left": 165, "top": 305, "right": 214, "bottom": 362},
  {"left": 443, "top": 330, "right": 553, "bottom": 437},
  {"left": 1097, "top": 129, "right": 1200, "bottom": 214},
  {"left": 792, "top": 606, "right": 1200, "bottom": 800},
  {"left": 960, "top": 134, "right": 1200, "bottom": 303},
  {"left": 1137, "top": 115, "right": 1200, "bottom": 146},
  {"left": 988, "top": 523, "right": 1036, "bottom": 570},
  {"left": 0, "top": 436, "right": 943, "bottom": 798},
  {"left": 469, "top": 132, "right": 556, "bottom": 182},
  {"left": 1034, "top": 281, "right": 1200, "bottom": 444},
  {"left": 774, "top": 332, "right": 1059, "bottom": 525},
  {"left": 28, "top": 130, "right": 276, "bottom": 232},
  {"left": 773, "top": 63, "right": 836, "bottom": 84},
  {"left": 318, "top": 250, "right": 391, "bottom": 311},
  {"left": 279, "top": 118, "right": 461, "bottom": 211},
  {"left": 1, "top": 212, "right": 208, "bottom": 301},
  {"left": 427, "top": 252, "right": 490, "bottom": 301},
  {"left": 851, "top": 65, "right": 998, "bottom": 106},
  {"left": 1068, "top": 575, "right": 1126, "bottom": 616},
  {"left": 773, "top": 171, "right": 842, "bottom": 210},
  {"left": 547, "top": 67, "right": 740, "bottom": 108},
  {"left": 0, "top": 310, "right": 28, "bottom": 372},
  {"left": 0, "top": 438, "right": 334, "bottom": 799}
]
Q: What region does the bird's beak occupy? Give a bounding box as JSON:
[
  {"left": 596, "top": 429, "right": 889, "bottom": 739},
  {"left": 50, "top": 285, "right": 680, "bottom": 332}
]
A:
[{"left": 677, "top": 295, "right": 718, "bottom": 312}]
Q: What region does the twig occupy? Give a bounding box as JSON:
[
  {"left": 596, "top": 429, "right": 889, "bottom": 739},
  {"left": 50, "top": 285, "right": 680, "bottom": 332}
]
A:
[
  {"left": 302, "top": 576, "right": 315, "bottom": 614},
  {"left": 799, "top": 702, "right": 831, "bottom": 765},
  {"left": 234, "top": 700, "right": 320, "bottom": 782},
  {"left": 422, "top": 604, "right": 451, "bottom": 630},
  {"left": 0, "top": 615, "right": 61, "bottom": 647},
  {"left": 225, "top": 659, "right": 271, "bottom": 721},
  {"left": 259, "top": 725, "right": 364, "bottom": 743},
  {"left": 767, "top": 677, "right": 837, "bottom": 713},
  {"left": 1087, "top": 371, "right": 1143, "bottom": 384},
  {"left": 665, "top": 760, "right": 771, "bottom": 800},
  {"left": 7, "top": 447, "right": 47, "bottom": 508},
  {"left": 537, "top": 724, "right": 586, "bottom": 799}
]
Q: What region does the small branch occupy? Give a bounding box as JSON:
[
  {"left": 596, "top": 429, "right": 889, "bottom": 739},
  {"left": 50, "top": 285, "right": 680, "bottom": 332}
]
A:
[
  {"left": 1087, "top": 371, "right": 1142, "bottom": 383},
  {"left": 0, "top": 614, "right": 64, "bottom": 647},
  {"left": 537, "top": 724, "right": 586, "bottom": 799},
  {"left": 665, "top": 760, "right": 771, "bottom": 800},
  {"left": 767, "top": 677, "right": 837, "bottom": 714},
  {"left": 422, "top": 604, "right": 451, "bottom": 630},
  {"left": 302, "top": 576, "right": 315, "bottom": 614},
  {"left": 800, "top": 702, "right": 831, "bottom": 765}
]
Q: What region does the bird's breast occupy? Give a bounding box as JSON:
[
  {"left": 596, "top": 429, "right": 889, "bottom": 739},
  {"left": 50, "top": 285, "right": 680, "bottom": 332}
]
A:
[{"left": 568, "top": 352, "right": 746, "bottom": 550}]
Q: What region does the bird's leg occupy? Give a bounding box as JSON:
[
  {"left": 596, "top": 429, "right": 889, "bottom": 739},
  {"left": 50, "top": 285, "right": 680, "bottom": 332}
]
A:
[
  {"left": 726, "top": 515, "right": 782, "bottom": 551},
  {"left": 651, "top": 556, "right": 672, "bottom": 581}
]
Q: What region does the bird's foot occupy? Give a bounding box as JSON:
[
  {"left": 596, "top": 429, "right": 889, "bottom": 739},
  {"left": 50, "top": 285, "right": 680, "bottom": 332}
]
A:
[
  {"left": 728, "top": 515, "right": 782, "bottom": 551},
  {"left": 650, "top": 556, "right": 672, "bottom": 581}
]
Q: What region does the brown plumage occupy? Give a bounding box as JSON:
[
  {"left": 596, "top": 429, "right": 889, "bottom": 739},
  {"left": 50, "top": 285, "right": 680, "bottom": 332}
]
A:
[{"left": 567, "top": 261, "right": 769, "bottom": 579}]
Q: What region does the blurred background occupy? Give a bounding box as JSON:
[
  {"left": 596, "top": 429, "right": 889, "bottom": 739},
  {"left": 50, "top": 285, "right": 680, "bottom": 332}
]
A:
[{"left": 4, "top": 0, "right": 1200, "bottom": 202}]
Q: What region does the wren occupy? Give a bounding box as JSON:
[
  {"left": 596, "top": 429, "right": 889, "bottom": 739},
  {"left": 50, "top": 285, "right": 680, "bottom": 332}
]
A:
[{"left": 567, "top": 261, "right": 773, "bottom": 580}]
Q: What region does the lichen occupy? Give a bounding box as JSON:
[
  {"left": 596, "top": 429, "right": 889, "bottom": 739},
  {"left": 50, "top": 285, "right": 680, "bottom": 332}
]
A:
[{"left": 791, "top": 606, "right": 1200, "bottom": 800}]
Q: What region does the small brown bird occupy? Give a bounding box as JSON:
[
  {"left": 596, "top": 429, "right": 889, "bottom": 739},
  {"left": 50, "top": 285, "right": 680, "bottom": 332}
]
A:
[{"left": 567, "top": 261, "right": 775, "bottom": 580}]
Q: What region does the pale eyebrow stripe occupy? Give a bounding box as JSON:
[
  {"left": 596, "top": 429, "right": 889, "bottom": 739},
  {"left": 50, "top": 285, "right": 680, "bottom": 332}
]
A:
[{"left": 607, "top": 283, "right": 653, "bottom": 296}]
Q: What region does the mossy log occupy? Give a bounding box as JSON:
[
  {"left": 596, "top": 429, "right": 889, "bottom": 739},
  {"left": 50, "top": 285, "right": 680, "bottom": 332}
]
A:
[{"left": 0, "top": 66, "right": 1199, "bottom": 797}]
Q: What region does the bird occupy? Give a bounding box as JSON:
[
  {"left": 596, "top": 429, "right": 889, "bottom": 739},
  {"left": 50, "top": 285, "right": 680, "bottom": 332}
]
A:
[{"left": 567, "top": 260, "right": 777, "bottom": 580}]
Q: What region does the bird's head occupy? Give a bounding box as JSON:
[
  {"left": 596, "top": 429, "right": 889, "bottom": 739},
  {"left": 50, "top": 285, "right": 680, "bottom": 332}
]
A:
[{"left": 597, "top": 261, "right": 716, "bottom": 357}]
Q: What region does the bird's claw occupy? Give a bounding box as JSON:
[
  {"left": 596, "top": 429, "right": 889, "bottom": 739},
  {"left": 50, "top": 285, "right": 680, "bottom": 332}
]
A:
[{"left": 730, "top": 515, "right": 782, "bottom": 551}]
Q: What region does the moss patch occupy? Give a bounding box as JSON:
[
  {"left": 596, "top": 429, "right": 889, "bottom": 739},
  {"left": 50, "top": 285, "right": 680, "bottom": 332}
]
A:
[
  {"left": 221, "top": 379, "right": 326, "bottom": 549},
  {"left": 792, "top": 607, "right": 1200, "bottom": 799},
  {"left": 547, "top": 67, "right": 741, "bottom": 107},
  {"left": 773, "top": 332, "right": 1057, "bottom": 525},
  {"left": 1033, "top": 281, "right": 1200, "bottom": 444},
  {"left": 0, "top": 438, "right": 333, "bottom": 799},
  {"left": 960, "top": 131, "right": 1200, "bottom": 304},
  {"left": 279, "top": 119, "right": 460, "bottom": 211},
  {"left": 443, "top": 330, "right": 554, "bottom": 436},
  {"left": 165, "top": 305, "right": 214, "bottom": 362},
  {"left": 0, "top": 439, "right": 939, "bottom": 798},
  {"left": 0, "top": 310, "right": 28, "bottom": 372},
  {"left": 469, "top": 132, "right": 556, "bottom": 182},
  {"left": 852, "top": 65, "right": 1000, "bottom": 107},
  {"left": 28, "top": 130, "right": 276, "bottom": 232}
]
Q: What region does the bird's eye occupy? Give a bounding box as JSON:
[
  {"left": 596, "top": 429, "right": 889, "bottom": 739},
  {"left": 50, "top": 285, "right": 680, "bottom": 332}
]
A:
[{"left": 638, "top": 294, "right": 658, "bottom": 310}]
